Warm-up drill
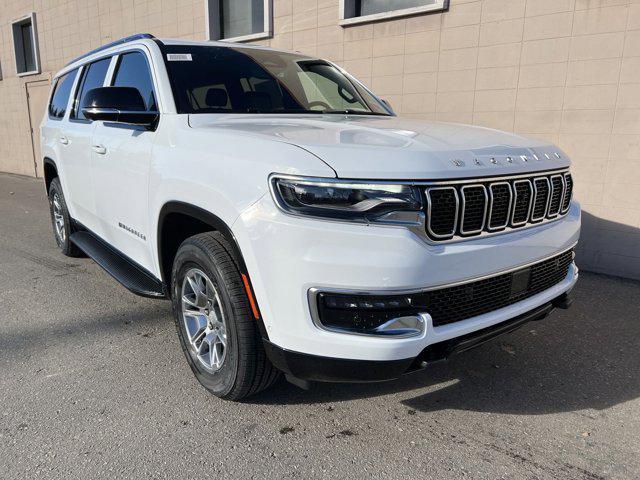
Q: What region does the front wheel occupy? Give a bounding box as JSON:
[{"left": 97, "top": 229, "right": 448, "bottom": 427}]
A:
[
  {"left": 171, "top": 232, "right": 280, "bottom": 400},
  {"left": 48, "top": 178, "right": 82, "bottom": 257}
]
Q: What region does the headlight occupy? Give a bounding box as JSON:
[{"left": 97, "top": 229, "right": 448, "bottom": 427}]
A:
[{"left": 270, "top": 176, "right": 423, "bottom": 223}]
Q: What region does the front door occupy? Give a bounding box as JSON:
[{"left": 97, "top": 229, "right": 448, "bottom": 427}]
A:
[
  {"left": 61, "top": 56, "right": 112, "bottom": 232},
  {"left": 91, "top": 50, "right": 159, "bottom": 272}
]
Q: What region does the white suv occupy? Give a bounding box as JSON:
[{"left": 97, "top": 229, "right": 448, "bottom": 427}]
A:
[{"left": 41, "top": 34, "right": 580, "bottom": 400}]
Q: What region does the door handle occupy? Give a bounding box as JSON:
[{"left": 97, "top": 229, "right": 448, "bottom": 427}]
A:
[
  {"left": 59, "top": 136, "right": 69, "bottom": 145},
  {"left": 92, "top": 145, "right": 107, "bottom": 155}
]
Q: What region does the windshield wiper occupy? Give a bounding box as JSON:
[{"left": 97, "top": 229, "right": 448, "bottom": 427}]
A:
[{"left": 318, "top": 109, "right": 389, "bottom": 116}]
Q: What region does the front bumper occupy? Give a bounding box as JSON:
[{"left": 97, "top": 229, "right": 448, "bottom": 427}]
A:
[
  {"left": 263, "top": 291, "right": 573, "bottom": 383},
  {"left": 233, "top": 196, "right": 581, "bottom": 362}
]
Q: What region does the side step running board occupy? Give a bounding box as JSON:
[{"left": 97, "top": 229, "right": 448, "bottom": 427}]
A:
[{"left": 70, "top": 231, "right": 166, "bottom": 298}]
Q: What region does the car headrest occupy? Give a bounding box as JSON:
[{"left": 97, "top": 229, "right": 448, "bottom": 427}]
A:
[{"left": 205, "top": 87, "right": 229, "bottom": 108}]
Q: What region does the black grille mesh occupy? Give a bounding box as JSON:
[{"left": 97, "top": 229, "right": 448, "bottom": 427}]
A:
[
  {"left": 548, "top": 176, "right": 564, "bottom": 215},
  {"left": 428, "top": 189, "right": 457, "bottom": 237},
  {"left": 488, "top": 183, "right": 511, "bottom": 229},
  {"left": 532, "top": 178, "right": 550, "bottom": 220},
  {"left": 461, "top": 186, "right": 486, "bottom": 233},
  {"left": 512, "top": 181, "right": 532, "bottom": 224},
  {"left": 419, "top": 249, "right": 573, "bottom": 326}
]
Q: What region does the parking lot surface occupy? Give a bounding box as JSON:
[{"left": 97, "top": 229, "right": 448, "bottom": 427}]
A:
[{"left": 1, "top": 172, "right": 639, "bottom": 479}]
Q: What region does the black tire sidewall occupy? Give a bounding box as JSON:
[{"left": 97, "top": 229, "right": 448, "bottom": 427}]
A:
[
  {"left": 171, "top": 243, "right": 240, "bottom": 397},
  {"left": 48, "top": 178, "right": 74, "bottom": 255}
]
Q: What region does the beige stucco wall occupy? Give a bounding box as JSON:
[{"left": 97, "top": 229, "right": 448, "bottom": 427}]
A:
[{"left": 1, "top": 0, "right": 639, "bottom": 279}]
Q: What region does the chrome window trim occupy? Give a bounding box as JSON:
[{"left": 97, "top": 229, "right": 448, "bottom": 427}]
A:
[
  {"left": 460, "top": 184, "right": 488, "bottom": 235},
  {"left": 531, "top": 177, "right": 551, "bottom": 222},
  {"left": 487, "top": 182, "right": 512, "bottom": 231},
  {"left": 511, "top": 179, "right": 533, "bottom": 227},
  {"left": 561, "top": 172, "right": 573, "bottom": 214},
  {"left": 307, "top": 243, "right": 578, "bottom": 336},
  {"left": 547, "top": 174, "right": 564, "bottom": 219},
  {"left": 425, "top": 186, "right": 459, "bottom": 240}
]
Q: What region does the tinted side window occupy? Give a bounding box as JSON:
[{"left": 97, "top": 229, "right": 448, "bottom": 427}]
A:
[
  {"left": 72, "top": 57, "right": 111, "bottom": 120},
  {"left": 112, "top": 52, "right": 157, "bottom": 111},
  {"left": 49, "top": 69, "right": 78, "bottom": 119}
]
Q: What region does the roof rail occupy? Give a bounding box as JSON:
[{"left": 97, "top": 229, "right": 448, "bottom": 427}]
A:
[{"left": 65, "top": 33, "right": 156, "bottom": 66}]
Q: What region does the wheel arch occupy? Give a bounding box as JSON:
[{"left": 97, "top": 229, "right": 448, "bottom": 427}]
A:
[
  {"left": 157, "top": 201, "right": 248, "bottom": 282},
  {"left": 157, "top": 201, "right": 268, "bottom": 338},
  {"left": 43, "top": 157, "right": 58, "bottom": 193}
]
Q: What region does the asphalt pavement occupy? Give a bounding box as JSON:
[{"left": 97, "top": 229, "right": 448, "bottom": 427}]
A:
[{"left": 1, "top": 172, "right": 639, "bottom": 479}]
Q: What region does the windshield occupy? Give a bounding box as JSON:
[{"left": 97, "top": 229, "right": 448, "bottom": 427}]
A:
[{"left": 162, "top": 45, "right": 392, "bottom": 116}]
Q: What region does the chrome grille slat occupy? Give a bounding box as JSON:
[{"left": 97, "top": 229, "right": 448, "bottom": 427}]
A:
[
  {"left": 561, "top": 173, "right": 573, "bottom": 213},
  {"left": 531, "top": 177, "right": 551, "bottom": 222},
  {"left": 426, "top": 187, "right": 459, "bottom": 240},
  {"left": 547, "top": 174, "right": 564, "bottom": 218},
  {"left": 487, "top": 182, "right": 512, "bottom": 231},
  {"left": 460, "top": 185, "right": 488, "bottom": 235},
  {"left": 511, "top": 180, "right": 534, "bottom": 226},
  {"left": 423, "top": 169, "right": 572, "bottom": 243}
]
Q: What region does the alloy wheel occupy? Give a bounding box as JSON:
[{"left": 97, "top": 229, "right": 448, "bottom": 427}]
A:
[
  {"left": 181, "top": 268, "right": 228, "bottom": 372},
  {"left": 52, "top": 193, "right": 66, "bottom": 243}
]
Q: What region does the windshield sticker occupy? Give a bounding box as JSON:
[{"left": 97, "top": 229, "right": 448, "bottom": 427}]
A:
[{"left": 167, "top": 53, "right": 192, "bottom": 61}]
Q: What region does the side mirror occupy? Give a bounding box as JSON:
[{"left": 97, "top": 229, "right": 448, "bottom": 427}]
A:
[
  {"left": 380, "top": 98, "right": 394, "bottom": 114},
  {"left": 81, "top": 87, "right": 158, "bottom": 128}
]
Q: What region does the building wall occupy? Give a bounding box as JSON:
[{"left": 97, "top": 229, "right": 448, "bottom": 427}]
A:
[{"left": 1, "top": 0, "right": 639, "bottom": 279}]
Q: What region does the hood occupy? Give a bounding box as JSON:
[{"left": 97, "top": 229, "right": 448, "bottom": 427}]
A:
[{"left": 188, "top": 114, "right": 570, "bottom": 180}]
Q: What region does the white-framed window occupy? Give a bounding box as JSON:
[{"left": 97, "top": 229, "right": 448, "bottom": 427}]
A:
[
  {"left": 206, "top": 0, "right": 273, "bottom": 43},
  {"left": 11, "top": 12, "right": 41, "bottom": 76},
  {"left": 340, "top": 0, "right": 448, "bottom": 26}
]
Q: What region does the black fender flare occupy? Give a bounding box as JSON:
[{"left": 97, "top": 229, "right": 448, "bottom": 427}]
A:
[
  {"left": 157, "top": 201, "right": 268, "bottom": 338},
  {"left": 43, "top": 157, "right": 58, "bottom": 192}
]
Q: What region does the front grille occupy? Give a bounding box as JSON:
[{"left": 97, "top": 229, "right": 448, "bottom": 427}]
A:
[
  {"left": 424, "top": 170, "right": 572, "bottom": 241},
  {"left": 419, "top": 249, "right": 573, "bottom": 326}
]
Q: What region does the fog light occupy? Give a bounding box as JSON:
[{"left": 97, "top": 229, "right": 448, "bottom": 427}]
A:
[{"left": 312, "top": 291, "right": 426, "bottom": 338}]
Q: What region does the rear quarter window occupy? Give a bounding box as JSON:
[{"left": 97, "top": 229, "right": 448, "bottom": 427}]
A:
[{"left": 48, "top": 69, "right": 78, "bottom": 119}]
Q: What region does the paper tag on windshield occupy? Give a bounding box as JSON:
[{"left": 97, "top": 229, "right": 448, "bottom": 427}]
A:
[{"left": 167, "top": 53, "right": 192, "bottom": 61}]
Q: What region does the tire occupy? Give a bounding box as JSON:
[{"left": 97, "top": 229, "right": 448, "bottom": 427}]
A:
[
  {"left": 48, "top": 178, "right": 83, "bottom": 257},
  {"left": 171, "top": 232, "right": 280, "bottom": 400}
]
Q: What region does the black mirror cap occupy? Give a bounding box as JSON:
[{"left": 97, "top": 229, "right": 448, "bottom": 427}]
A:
[
  {"left": 83, "top": 86, "right": 146, "bottom": 111},
  {"left": 81, "top": 87, "right": 158, "bottom": 127}
]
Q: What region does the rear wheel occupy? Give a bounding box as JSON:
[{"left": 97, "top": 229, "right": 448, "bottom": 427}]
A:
[
  {"left": 171, "top": 232, "right": 280, "bottom": 400},
  {"left": 48, "top": 178, "right": 82, "bottom": 257}
]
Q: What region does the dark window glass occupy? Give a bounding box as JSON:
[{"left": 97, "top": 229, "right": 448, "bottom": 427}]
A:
[
  {"left": 20, "top": 22, "right": 36, "bottom": 72},
  {"left": 49, "top": 69, "right": 78, "bottom": 119},
  {"left": 219, "top": 0, "right": 264, "bottom": 39},
  {"left": 163, "top": 45, "right": 390, "bottom": 116},
  {"left": 112, "top": 51, "right": 157, "bottom": 111},
  {"left": 357, "top": 0, "right": 435, "bottom": 16},
  {"left": 72, "top": 57, "right": 111, "bottom": 120}
]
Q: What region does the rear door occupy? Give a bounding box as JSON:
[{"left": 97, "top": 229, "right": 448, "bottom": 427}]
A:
[
  {"left": 61, "top": 57, "right": 112, "bottom": 231},
  {"left": 42, "top": 69, "right": 78, "bottom": 191},
  {"left": 90, "top": 49, "right": 159, "bottom": 271}
]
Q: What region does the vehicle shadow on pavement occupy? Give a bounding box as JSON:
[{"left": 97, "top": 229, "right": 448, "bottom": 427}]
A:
[{"left": 250, "top": 270, "right": 640, "bottom": 415}]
